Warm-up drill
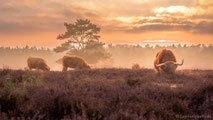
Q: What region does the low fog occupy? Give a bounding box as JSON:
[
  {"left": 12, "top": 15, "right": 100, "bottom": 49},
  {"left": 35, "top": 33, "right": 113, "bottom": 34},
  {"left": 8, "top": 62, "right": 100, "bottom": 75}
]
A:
[{"left": 0, "top": 44, "right": 213, "bottom": 71}]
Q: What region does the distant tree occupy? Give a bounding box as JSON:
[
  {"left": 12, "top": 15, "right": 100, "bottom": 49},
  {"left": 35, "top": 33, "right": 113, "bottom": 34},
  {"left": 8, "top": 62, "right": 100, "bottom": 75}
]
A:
[
  {"left": 196, "top": 44, "right": 201, "bottom": 48},
  {"left": 108, "top": 44, "right": 113, "bottom": 48},
  {"left": 177, "top": 44, "right": 182, "bottom": 48},
  {"left": 172, "top": 44, "right": 176, "bottom": 48},
  {"left": 54, "top": 19, "right": 111, "bottom": 64},
  {"left": 24, "top": 45, "right": 29, "bottom": 49},
  {"left": 135, "top": 44, "right": 141, "bottom": 48},
  {"left": 145, "top": 44, "right": 150, "bottom": 48},
  {"left": 66, "top": 40, "right": 111, "bottom": 64},
  {"left": 155, "top": 44, "right": 160, "bottom": 49}
]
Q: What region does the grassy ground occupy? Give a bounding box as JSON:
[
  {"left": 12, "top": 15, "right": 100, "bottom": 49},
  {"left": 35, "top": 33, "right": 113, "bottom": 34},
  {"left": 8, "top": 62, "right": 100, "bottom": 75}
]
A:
[{"left": 0, "top": 68, "right": 212, "bottom": 120}]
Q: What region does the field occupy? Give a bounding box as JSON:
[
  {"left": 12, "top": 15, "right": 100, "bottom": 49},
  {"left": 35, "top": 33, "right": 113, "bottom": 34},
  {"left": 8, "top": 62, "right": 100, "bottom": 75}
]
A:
[{"left": 0, "top": 68, "right": 212, "bottom": 120}]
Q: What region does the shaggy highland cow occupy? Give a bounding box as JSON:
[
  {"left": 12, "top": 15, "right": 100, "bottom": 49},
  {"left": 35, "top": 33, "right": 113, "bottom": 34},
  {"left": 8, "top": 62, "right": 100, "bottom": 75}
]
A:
[
  {"left": 27, "top": 57, "right": 50, "bottom": 71},
  {"left": 62, "top": 56, "right": 90, "bottom": 71},
  {"left": 154, "top": 49, "right": 183, "bottom": 74}
]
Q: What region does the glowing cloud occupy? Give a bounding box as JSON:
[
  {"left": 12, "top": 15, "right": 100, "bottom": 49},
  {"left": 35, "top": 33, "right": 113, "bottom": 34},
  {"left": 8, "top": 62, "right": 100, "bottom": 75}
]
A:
[
  {"left": 154, "top": 6, "right": 202, "bottom": 16},
  {"left": 0, "top": 0, "right": 213, "bottom": 46}
]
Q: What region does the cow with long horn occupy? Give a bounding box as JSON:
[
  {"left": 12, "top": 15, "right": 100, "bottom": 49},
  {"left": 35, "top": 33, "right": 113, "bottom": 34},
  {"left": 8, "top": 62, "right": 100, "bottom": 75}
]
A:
[{"left": 154, "top": 49, "right": 184, "bottom": 74}]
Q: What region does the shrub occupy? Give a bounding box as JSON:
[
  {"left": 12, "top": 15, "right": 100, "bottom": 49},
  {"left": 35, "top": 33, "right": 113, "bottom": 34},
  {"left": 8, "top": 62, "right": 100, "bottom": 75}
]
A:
[{"left": 0, "top": 69, "right": 212, "bottom": 119}]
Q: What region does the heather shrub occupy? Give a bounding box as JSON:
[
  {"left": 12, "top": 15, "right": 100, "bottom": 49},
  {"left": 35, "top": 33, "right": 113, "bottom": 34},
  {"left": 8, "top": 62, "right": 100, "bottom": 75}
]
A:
[
  {"left": 0, "top": 70, "right": 43, "bottom": 119},
  {"left": 132, "top": 64, "right": 140, "bottom": 70},
  {"left": 0, "top": 69, "right": 212, "bottom": 119},
  {"left": 0, "top": 70, "right": 43, "bottom": 98}
]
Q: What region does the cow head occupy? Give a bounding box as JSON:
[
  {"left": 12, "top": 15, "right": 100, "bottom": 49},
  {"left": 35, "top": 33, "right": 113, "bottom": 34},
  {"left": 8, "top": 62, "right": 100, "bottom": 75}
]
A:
[
  {"left": 84, "top": 65, "right": 91, "bottom": 69},
  {"left": 155, "top": 59, "right": 184, "bottom": 74},
  {"left": 43, "top": 65, "right": 50, "bottom": 71}
]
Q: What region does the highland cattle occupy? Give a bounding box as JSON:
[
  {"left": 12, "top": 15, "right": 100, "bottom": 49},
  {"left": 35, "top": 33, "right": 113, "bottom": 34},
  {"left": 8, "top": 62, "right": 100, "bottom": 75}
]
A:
[
  {"left": 27, "top": 57, "right": 50, "bottom": 71},
  {"left": 62, "top": 56, "right": 90, "bottom": 71},
  {"left": 154, "top": 49, "right": 183, "bottom": 74}
]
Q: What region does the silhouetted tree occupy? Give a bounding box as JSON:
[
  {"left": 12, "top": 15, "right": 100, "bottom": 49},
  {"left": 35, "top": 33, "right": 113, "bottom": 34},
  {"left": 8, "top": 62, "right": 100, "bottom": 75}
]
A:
[
  {"left": 66, "top": 40, "right": 111, "bottom": 64},
  {"left": 54, "top": 19, "right": 111, "bottom": 64}
]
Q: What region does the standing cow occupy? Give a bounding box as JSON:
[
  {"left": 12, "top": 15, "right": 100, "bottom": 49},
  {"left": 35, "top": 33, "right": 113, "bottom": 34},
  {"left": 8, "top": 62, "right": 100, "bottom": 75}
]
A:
[
  {"left": 154, "top": 49, "right": 183, "bottom": 74},
  {"left": 62, "top": 56, "right": 90, "bottom": 71},
  {"left": 27, "top": 57, "right": 50, "bottom": 71}
]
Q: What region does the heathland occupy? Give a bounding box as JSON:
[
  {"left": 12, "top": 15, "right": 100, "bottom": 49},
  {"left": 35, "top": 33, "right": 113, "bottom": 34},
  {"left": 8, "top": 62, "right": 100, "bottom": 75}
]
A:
[{"left": 0, "top": 69, "right": 212, "bottom": 119}]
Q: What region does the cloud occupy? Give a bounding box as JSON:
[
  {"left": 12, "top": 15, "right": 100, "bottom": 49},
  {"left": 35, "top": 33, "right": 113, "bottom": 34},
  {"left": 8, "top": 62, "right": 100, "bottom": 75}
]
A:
[
  {"left": 0, "top": 2, "right": 18, "bottom": 14},
  {"left": 0, "top": 0, "right": 213, "bottom": 36},
  {"left": 0, "top": 21, "right": 42, "bottom": 34},
  {"left": 102, "top": 15, "right": 213, "bottom": 35},
  {"left": 131, "top": 24, "right": 192, "bottom": 32},
  {"left": 194, "top": 21, "right": 213, "bottom": 34},
  {"left": 116, "top": 20, "right": 194, "bottom": 33},
  {"left": 198, "top": 0, "right": 213, "bottom": 7},
  {"left": 0, "top": 14, "right": 64, "bottom": 34},
  {"left": 191, "top": 14, "right": 213, "bottom": 20},
  {"left": 154, "top": 6, "right": 203, "bottom": 16},
  {"left": 61, "top": 7, "right": 100, "bottom": 20}
]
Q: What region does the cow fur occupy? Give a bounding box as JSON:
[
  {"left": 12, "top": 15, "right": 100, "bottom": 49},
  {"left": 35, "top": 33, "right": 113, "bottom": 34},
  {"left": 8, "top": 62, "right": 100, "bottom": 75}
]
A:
[
  {"left": 154, "top": 49, "right": 177, "bottom": 74},
  {"left": 27, "top": 57, "right": 50, "bottom": 71},
  {"left": 62, "top": 56, "right": 90, "bottom": 71}
]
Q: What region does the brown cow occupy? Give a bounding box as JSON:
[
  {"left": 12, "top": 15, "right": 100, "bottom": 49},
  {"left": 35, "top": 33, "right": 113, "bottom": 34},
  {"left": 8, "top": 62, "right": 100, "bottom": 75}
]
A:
[
  {"left": 154, "top": 49, "right": 183, "bottom": 74},
  {"left": 27, "top": 57, "right": 50, "bottom": 71},
  {"left": 62, "top": 56, "right": 90, "bottom": 71}
]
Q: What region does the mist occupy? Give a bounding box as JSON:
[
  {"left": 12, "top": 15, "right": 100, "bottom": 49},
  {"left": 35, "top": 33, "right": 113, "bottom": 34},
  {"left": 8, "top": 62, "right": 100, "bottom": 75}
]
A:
[
  {"left": 104, "top": 44, "right": 213, "bottom": 70},
  {"left": 0, "top": 47, "right": 64, "bottom": 71},
  {"left": 0, "top": 44, "right": 213, "bottom": 71}
]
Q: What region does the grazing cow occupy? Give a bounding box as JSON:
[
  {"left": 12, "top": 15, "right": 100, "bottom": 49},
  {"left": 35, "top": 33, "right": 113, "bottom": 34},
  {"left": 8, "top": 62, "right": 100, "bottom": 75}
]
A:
[
  {"left": 132, "top": 63, "right": 140, "bottom": 70},
  {"left": 27, "top": 57, "right": 50, "bottom": 71},
  {"left": 154, "top": 49, "right": 183, "bottom": 74},
  {"left": 62, "top": 56, "right": 90, "bottom": 71}
]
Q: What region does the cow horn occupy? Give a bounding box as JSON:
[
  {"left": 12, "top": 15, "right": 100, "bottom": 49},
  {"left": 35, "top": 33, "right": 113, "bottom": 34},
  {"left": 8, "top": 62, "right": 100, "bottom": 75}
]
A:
[
  {"left": 174, "top": 59, "right": 184, "bottom": 66},
  {"left": 155, "top": 63, "right": 165, "bottom": 67}
]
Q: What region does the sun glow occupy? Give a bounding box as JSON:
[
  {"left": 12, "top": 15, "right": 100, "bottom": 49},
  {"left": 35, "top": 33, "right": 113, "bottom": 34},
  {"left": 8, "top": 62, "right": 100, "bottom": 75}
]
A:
[
  {"left": 154, "top": 6, "right": 200, "bottom": 16},
  {"left": 158, "top": 40, "right": 166, "bottom": 42},
  {"left": 108, "top": 16, "right": 159, "bottom": 24},
  {"left": 116, "top": 17, "right": 134, "bottom": 23}
]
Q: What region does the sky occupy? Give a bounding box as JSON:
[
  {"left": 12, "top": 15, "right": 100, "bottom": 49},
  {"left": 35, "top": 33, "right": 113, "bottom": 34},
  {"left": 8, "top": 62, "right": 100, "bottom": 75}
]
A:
[{"left": 0, "top": 0, "right": 213, "bottom": 47}]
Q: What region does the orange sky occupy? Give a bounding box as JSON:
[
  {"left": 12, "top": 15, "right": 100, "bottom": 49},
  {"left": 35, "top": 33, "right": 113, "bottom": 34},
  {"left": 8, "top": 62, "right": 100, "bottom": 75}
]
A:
[{"left": 0, "top": 0, "right": 213, "bottom": 47}]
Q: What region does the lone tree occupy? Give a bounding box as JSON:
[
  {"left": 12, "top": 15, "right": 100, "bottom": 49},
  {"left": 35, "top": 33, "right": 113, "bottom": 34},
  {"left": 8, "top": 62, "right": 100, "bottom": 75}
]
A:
[{"left": 54, "top": 19, "right": 111, "bottom": 64}]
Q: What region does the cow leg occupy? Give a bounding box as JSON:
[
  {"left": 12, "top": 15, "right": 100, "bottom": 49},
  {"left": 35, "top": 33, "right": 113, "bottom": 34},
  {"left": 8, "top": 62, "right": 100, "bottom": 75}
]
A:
[
  {"left": 29, "top": 67, "right": 32, "bottom": 71},
  {"left": 63, "top": 66, "right": 67, "bottom": 71}
]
